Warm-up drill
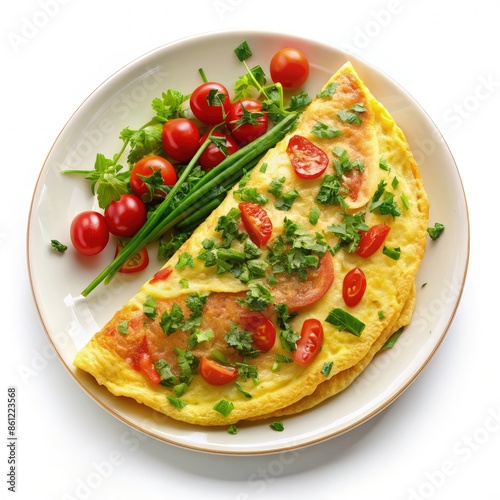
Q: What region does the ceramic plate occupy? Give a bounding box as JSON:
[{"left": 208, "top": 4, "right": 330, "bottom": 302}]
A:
[{"left": 27, "top": 30, "right": 469, "bottom": 455}]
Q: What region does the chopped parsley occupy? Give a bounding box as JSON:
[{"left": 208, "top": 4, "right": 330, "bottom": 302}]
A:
[
  {"left": 383, "top": 246, "right": 401, "bottom": 260},
  {"left": 268, "top": 176, "right": 286, "bottom": 197},
  {"left": 325, "top": 308, "right": 365, "bottom": 337},
  {"left": 175, "top": 252, "right": 194, "bottom": 270},
  {"left": 187, "top": 328, "right": 214, "bottom": 349},
  {"left": 233, "top": 186, "right": 268, "bottom": 205},
  {"left": 274, "top": 188, "right": 300, "bottom": 211},
  {"left": 328, "top": 211, "right": 369, "bottom": 254},
  {"left": 117, "top": 320, "right": 128, "bottom": 335},
  {"left": 237, "top": 282, "right": 274, "bottom": 311},
  {"left": 382, "top": 327, "right": 404, "bottom": 349},
  {"left": 181, "top": 293, "right": 208, "bottom": 331},
  {"left": 143, "top": 295, "right": 157, "bottom": 320},
  {"left": 427, "top": 222, "right": 445, "bottom": 241},
  {"left": 166, "top": 396, "right": 187, "bottom": 409},
  {"left": 225, "top": 324, "right": 259, "bottom": 358},
  {"left": 160, "top": 303, "right": 184, "bottom": 335},
  {"left": 369, "top": 180, "right": 401, "bottom": 218},
  {"left": 321, "top": 361, "right": 334, "bottom": 377},
  {"left": 336, "top": 103, "right": 366, "bottom": 125},
  {"left": 312, "top": 121, "right": 342, "bottom": 139},
  {"left": 213, "top": 399, "right": 234, "bottom": 417},
  {"left": 270, "top": 421, "right": 284, "bottom": 431},
  {"left": 154, "top": 359, "right": 177, "bottom": 387},
  {"left": 50, "top": 239, "right": 67, "bottom": 253},
  {"left": 317, "top": 82, "right": 338, "bottom": 98},
  {"left": 308, "top": 205, "right": 321, "bottom": 225},
  {"left": 275, "top": 303, "right": 299, "bottom": 352},
  {"left": 315, "top": 175, "right": 348, "bottom": 208}
]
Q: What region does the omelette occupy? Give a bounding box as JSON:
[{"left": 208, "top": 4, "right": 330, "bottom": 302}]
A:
[{"left": 74, "top": 62, "right": 429, "bottom": 426}]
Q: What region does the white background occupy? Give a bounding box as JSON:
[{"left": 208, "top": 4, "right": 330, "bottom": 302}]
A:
[{"left": 2, "top": 0, "right": 498, "bottom": 499}]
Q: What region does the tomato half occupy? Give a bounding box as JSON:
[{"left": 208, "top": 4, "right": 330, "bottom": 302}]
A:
[
  {"left": 238, "top": 202, "right": 273, "bottom": 247},
  {"left": 130, "top": 155, "right": 177, "bottom": 202},
  {"left": 198, "top": 131, "right": 240, "bottom": 171},
  {"left": 242, "top": 314, "right": 276, "bottom": 352},
  {"left": 286, "top": 135, "right": 329, "bottom": 179},
  {"left": 293, "top": 319, "right": 324, "bottom": 367},
  {"left": 356, "top": 224, "right": 391, "bottom": 258},
  {"left": 104, "top": 194, "right": 147, "bottom": 238},
  {"left": 225, "top": 99, "right": 269, "bottom": 145},
  {"left": 161, "top": 118, "right": 201, "bottom": 163},
  {"left": 199, "top": 357, "right": 238, "bottom": 386},
  {"left": 70, "top": 211, "right": 109, "bottom": 256},
  {"left": 190, "top": 81, "right": 231, "bottom": 125},
  {"left": 342, "top": 267, "right": 367, "bottom": 307},
  {"left": 114, "top": 242, "right": 149, "bottom": 274},
  {"left": 270, "top": 47, "right": 310, "bottom": 90}
]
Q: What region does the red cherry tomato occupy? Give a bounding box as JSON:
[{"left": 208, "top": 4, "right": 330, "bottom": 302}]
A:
[
  {"left": 161, "top": 118, "right": 201, "bottom": 163},
  {"left": 198, "top": 131, "right": 239, "bottom": 171},
  {"left": 243, "top": 314, "right": 276, "bottom": 352},
  {"left": 293, "top": 319, "right": 324, "bottom": 367},
  {"left": 104, "top": 194, "right": 147, "bottom": 238},
  {"left": 342, "top": 267, "right": 367, "bottom": 307},
  {"left": 270, "top": 48, "right": 310, "bottom": 90},
  {"left": 225, "top": 99, "right": 269, "bottom": 145},
  {"left": 70, "top": 211, "right": 109, "bottom": 256},
  {"left": 238, "top": 202, "right": 273, "bottom": 248},
  {"left": 356, "top": 224, "right": 391, "bottom": 258},
  {"left": 286, "top": 135, "right": 329, "bottom": 179},
  {"left": 199, "top": 357, "right": 238, "bottom": 386},
  {"left": 190, "top": 82, "right": 231, "bottom": 125},
  {"left": 114, "top": 242, "right": 149, "bottom": 274},
  {"left": 130, "top": 155, "right": 177, "bottom": 202}
]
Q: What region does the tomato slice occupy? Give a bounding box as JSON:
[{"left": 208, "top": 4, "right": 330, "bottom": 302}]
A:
[
  {"left": 272, "top": 250, "right": 334, "bottom": 312},
  {"left": 149, "top": 266, "right": 173, "bottom": 284},
  {"left": 342, "top": 267, "right": 367, "bottom": 307},
  {"left": 356, "top": 224, "right": 391, "bottom": 258},
  {"left": 286, "top": 135, "right": 329, "bottom": 179},
  {"left": 132, "top": 338, "right": 160, "bottom": 385},
  {"left": 238, "top": 202, "right": 273, "bottom": 247},
  {"left": 115, "top": 242, "right": 149, "bottom": 274},
  {"left": 199, "top": 357, "right": 238, "bottom": 386},
  {"left": 293, "top": 319, "right": 324, "bottom": 367},
  {"left": 242, "top": 314, "right": 276, "bottom": 352}
]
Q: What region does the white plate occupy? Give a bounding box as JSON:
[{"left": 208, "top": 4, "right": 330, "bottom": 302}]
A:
[{"left": 27, "top": 30, "right": 469, "bottom": 455}]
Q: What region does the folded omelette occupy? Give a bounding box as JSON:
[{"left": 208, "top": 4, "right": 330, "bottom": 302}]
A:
[{"left": 74, "top": 62, "right": 429, "bottom": 426}]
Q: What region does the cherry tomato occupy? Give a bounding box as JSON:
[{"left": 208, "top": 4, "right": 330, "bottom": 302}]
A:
[
  {"left": 198, "top": 131, "right": 239, "bottom": 170},
  {"left": 342, "top": 267, "right": 367, "bottom": 307},
  {"left": 161, "top": 118, "right": 201, "bottom": 163},
  {"left": 190, "top": 82, "right": 231, "bottom": 125},
  {"left": 293, "top": 319, "right": 324, "bottom": 367},
  {"left": 130, "top": 155, "right": 177, "bottom": 202},
  {"left": 199, "top": 357, "right": 238, "bottom": 386},
  {"left": 270, "top": 48, "right": 310, "bottom": 90},
  {"left": 225, "top": 99, "right": 269, "bottom": 145},
  {"left": 104, "top": 194, "right": 147, "bottom": 238},
  {"left": 243, "top": 314, "right": 276, "bottom": 352},
  {"left": 286, "top": 135, "right": 329, "bottom": 179},
  {"left": 149, "top": 266, "right": 173, "bottom": 284},
  {"left": 356, "top": 224, "right": 391, "bottom": 258},
  {"left": 238, "top": 202, "right": 273, "bottom": 247},
  {"left": 70, "top": 211, "right": 109, "bottom": 256},
  {"left": 114, "top": 242, "right": 149, "bottom": 274}
]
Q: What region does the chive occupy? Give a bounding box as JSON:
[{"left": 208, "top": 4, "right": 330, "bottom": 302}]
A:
[{"left": 81, "top": 112, "right": 299, "bottom": 296}]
